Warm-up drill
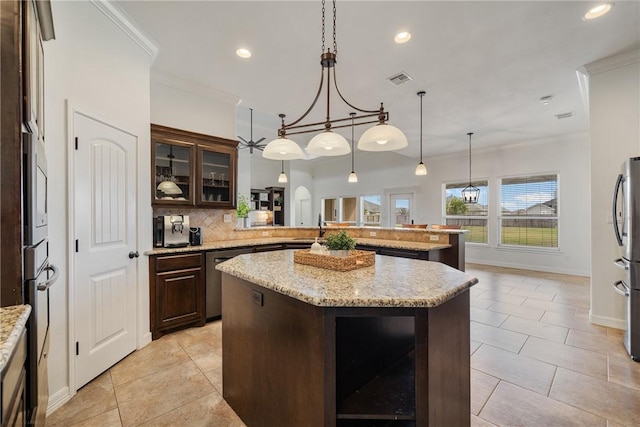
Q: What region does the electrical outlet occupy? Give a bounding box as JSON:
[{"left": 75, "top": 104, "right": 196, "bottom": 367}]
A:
[
  {"left": 430, "top": 235, "right": 439, "bottom": 241},
  {"left": 262, "top": 231, "right": 269, "bottom": 236},
  {"left": 369, "top": 231, "right": 377, "bottom": 237},
  {"left": 223, "top": 214, "right": 231, "bottom": 223}
]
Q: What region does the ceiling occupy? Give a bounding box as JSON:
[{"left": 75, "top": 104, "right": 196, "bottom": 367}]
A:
[{"left": 117, "top": 1, "right": 640, "bottom": 159}]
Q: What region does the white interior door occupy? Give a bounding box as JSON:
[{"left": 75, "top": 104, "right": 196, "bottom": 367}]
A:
[
  {"left": 73, "top": 112, "right": 138, "bottom": 389},
  {"left": 299, "top": 198, "right": 312, "bottom": 226}
]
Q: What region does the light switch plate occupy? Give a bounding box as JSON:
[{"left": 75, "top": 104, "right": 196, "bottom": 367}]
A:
[
  {"left": 224, "top": 214, "right": 231, "bottom": 223},
  {"left": 430, "top": 235, "right": 439, "bottom": 241}
]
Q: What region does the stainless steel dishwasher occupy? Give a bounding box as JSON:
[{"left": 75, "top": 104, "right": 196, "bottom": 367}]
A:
[{"left": 206, "top": 248, "right": 253, "bottom": 319}]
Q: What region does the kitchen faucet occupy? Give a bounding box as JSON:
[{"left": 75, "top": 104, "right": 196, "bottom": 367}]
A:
[{"left": 318, "top": 213, "right": 325, "bottom": 238}]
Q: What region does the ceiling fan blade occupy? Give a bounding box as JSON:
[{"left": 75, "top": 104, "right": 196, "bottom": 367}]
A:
[
  {"left": 255, "top": 137, "right": 266, "bottom": 144},
  {"left": 238, "top": 136, "right": 249, "bottom": 144}
]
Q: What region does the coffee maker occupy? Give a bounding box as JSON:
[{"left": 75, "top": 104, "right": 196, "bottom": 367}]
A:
[{"left": 154, "top": 215, "right": 190, "bottom": 248}]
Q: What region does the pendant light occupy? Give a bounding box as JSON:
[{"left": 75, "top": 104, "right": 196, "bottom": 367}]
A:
[
  {"left": 263, "top": 114, "right": 304, "bottom": 160},
  {"left": 156, "top": 145, "right": 183, "bottom": 196},
  {"left": 348, "top": 113, "right": 358, "bottom": 183},
  {"left": 278, "top": 160, "right": 288, "bottom": 183},
  {"left": 266, "top": 0, "right": 406, "bottom": 159},
  {"left": 415, "top": 91, "right": 427, "bottom": 176},
  {"left": 461, "top": 132, "right": 480, "bottom": 204}
]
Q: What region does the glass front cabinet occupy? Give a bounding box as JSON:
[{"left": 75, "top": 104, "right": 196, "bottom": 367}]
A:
[{"left": 152, "top": 124, "right": 238, "bottom": 208}]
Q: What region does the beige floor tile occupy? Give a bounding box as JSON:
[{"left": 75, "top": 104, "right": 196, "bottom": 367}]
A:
[
  {"left": 470, "top": 297, "right": 494, "bottom": 310},
  {"left": 521, "top": 297, "right": 578, "bottom": 314},
  {"left": 109, "top": 334, "right": 190, "bottom": 386},
  {"left": 520, "top": 336, "right": 608, "bottom": 380},
  {"left": 470, "top": 287, "right": 486, "bottom": 298},
  {"left": 607, "top": 327, "right": 624, "bottom": 338},
  {"left": 138, "top": 392, "right": 246, "bottom": 427},
  {"left": 541, "top": 311, "right": 608, "bottom": 336},
  {"left": 497, "top": 278, "right": 541, "bottom": 291},
  {"left": 45, "top": 372, "right": 117, "bottom": 427},
  {"left": 500, "top": 316, "right": 569, "bottom": 343},
  {"left": 204, "top": 366, "right": 223, "bottom": 394},
  {"left": 470, "top": 307, "right": 508, "bottom": 327},
  {"left": 486, "top": 301, "right": 545, "bottom": 321},
  {"left": 471, "top": 369, "right": 500, "bottom": 415},
  {"left": 480, "top": 380, "right": 606, "bottom": 426},
  {"left": 508, "top": 286, "right": 557, "bottom": 301},
  {"left": 550, "top": 368, "right": 640, "bottom": 426},
  {"left": 478, "top": 292, "right": 527, "bottom": 306},
  {"left": 471, "top": 414, "right": 497, "bottom": 426},
  {"left": 565, "top": 329, "right": 630, "bottom": 358},
  {"left": 66, "top": 408, "right": 122, "bottom": 427},
  {"left": 471, "top": 344, "right": 556, "bottom": 395},
  {"left": 114, "top": 360, "right": 215, "bottom": 427},
  {"left": 553, "top": 294, "right": 591, "bottom": 308},
  {"left": 471, "top": 322, "right": 528, "bottom": 353},
  {"left": 608, "top": 352, "right": 640, "bottom": 391},
  {"left": 474, "top": 283, "right": 514, "bottom": 294},
  {"left": 188, "top": 349, "right": 223, "bottom": 373}
]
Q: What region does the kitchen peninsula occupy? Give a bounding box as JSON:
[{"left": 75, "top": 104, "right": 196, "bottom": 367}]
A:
[{"left": 217, "top": 250, "right": 478, "bottom": 427}]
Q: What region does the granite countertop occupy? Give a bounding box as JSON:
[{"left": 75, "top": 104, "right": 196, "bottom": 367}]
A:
[
  {"left": 216, "top": 250, "right": 477, "bottom": 308},
  {"left": 145, "top": 237, "right": 451, "bottom": 256},
  {"left": 0, "top": 305, "right": 31, "bottom": 373}
]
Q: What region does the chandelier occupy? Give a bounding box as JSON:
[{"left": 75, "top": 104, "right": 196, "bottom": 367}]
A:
[
  {"left": 262, "top": 0, "right": 407, "bottom": 160},
  {"left": 461, "top": 132, "right": 480, "bottom": 204}
]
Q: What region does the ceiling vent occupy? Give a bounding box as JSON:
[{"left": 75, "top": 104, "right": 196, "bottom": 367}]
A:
[
  {"left": 387, "top": 72, "right": 413, "bottom": 86},
  {"left": 555, "top": 112, "right": 574, "bottom": 119}
]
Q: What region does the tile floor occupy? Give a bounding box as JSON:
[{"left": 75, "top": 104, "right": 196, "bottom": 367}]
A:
[{"left": 45, "top": 264, "right": 640, "bottom": 427}]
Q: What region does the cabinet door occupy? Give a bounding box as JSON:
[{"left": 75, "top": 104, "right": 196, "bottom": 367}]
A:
[
  {"left": 152, "top": 140, "right": 195, "bottom": 205},
  {"left": 155, "top": 267, "right": 205, "bottom": 331},
  {"left": 196, "top": 144, "right": 237, "bottom": 208}
]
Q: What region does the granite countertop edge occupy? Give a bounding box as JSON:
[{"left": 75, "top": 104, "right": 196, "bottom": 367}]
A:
[
  {"left": 0, "top": 305, "right": 31, "bottom": 373},
  {"left": 144, "top": 237, "right": 452, "bottom": 256}
]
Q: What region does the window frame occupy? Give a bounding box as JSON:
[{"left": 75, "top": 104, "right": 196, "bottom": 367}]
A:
[{"left": 497, "top": 173, "right": 560, "bottom": 251}]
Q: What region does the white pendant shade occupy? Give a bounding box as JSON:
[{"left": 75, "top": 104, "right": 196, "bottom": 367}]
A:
[
  {"left": 157, "top": 180, "right": 183, "bottom": 195},
  {"left": 357, "top": 124, "right": 408, "bottom": 151},
  {"left": 262, "top": 137, "right": 304, "bottom": 160},
  {"left": 415, "top": 162, "right": 427, "bottom": 176},
  {"left": 306, "top": 131, "right": 351, "bottom": 156},
  {"left": 278, "top": 172, "right": 288, "bottom": 183},
  {"left": 348, "top": 171, "right": 358, "bottom": 183}
]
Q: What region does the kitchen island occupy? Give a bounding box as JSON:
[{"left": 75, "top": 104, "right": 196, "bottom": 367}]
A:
[{"left": 217, "top": 250, "right": 477, "bottom": 427}]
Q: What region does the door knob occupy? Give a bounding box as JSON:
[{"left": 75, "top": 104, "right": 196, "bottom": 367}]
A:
[{"left": 128, "top": 251, "right": 139, "bottom": 259}]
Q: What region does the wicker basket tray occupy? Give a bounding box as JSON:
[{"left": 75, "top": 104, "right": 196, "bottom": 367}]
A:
[{"left": 293, "top": 249, "right": 375, "bottom": 271}]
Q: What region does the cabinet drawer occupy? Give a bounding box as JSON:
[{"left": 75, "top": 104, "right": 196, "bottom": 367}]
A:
[{"left": 156, "top": 253, "right": 202, "bottom": 272}]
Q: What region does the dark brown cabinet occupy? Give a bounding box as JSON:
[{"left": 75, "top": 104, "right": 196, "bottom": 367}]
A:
[
  {"left": 152, "top": 124, "right": 238, "bottom": 209},
  {"left": 149, "top": 253, "right": 205, "bottom": 339}
]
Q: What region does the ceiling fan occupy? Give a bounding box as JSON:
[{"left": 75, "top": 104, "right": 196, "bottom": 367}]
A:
[{"left": 238, "top": 108, "right": 266, "bottom": 154}]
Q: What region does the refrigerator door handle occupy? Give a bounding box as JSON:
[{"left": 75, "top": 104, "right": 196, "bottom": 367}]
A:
[
  {"left": 613, "top": 258, "right": 629, "bottom": 270},
  {"left": 613, "top": 280, "right": 630, "bottom": 297},
  {"left": 37, "top": 264, "right": 59, "bottom": 291},
  {"left": 613, "top": 173, "right": 624, "bottom": 246}
]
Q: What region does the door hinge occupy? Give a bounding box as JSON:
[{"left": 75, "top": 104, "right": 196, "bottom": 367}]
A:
[
  {"left": 75, "top": 137, "right": 78, "bottom": 150},
  {"left": 76, "top": 342, "right": 79, "bottom": 356},
  {"left": 75, "top": 239, "right": 79, "bottom": 253}
]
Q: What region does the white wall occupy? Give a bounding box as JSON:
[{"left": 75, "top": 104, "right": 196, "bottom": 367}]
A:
[
  {"left": 586, "top": 50, "right": 640, "bottom": 329},
  {"left": 310, "top": 134, "right": 591, "bottom": 276},
  {"left": 45, "top": 1, "right": 153, "bottom": 411}
]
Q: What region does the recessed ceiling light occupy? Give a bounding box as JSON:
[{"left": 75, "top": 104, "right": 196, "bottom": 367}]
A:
[
  {"left": 540, "top": 95, "right": 553, "bottom": 105},
  {"left": 583, "top": 3, "right": 614, "bottom": 20},
  {"left": 236, "top": 48, "right": 251, "bottom": 59},
  {"left": 394, "top": 32, "right": 411, "bottom": 44}
]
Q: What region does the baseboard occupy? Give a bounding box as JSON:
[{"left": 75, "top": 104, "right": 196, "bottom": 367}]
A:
[
  {"left": 466, "top": 258, "right": 590, "bottom": 277},
  {"left": 589, "top": 312, "right": 626, "bottom": 330},
  {"left": 47, "top": 386, "right": 71, "bottom": 415},
  {"left": 138, "top": 331, "right": 152, "bottom": 349}
]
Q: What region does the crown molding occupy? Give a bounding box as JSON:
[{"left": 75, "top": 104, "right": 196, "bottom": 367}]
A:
[
  {"left": 90, "top": 0, "right": 159, "bottom": 61},
  {"left": 151, "top": 70, "right": 241, "bottom": 107},
  {"left": 583, "top": 48, "right": 640, "bottom": 76}
]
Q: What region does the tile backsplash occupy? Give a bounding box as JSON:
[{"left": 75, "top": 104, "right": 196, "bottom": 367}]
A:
[{"left": 153, "top": 208, "right": 238, "bottom": 242}]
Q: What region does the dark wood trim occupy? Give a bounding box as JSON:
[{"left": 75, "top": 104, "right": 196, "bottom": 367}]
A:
[{"left": 1, "top": 0, "right": 24, "bottom": 306}]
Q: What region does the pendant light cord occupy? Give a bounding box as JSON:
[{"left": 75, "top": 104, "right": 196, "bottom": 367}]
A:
[
  {"left": 350, "top": 112, "right": 355, "bottom": 171},
  {"left": 419, "top": 92, "right": 424, "bottom": 162},
  {"left": 467, "top": 132, "right": 474, "bottom": 185}
]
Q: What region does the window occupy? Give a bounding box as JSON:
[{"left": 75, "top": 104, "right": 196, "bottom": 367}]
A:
[
  {"left": 499, "top": 174, "right": 558, "bottom": 248},
  {"left": 340, "top": 197, "right": 357, "bottom": 225},
  {"left": 390, "top": 193, "right": 412, "bottom": 227},
  {"left": 360, "top": 195, "right": 381, "bottom": 226},
  {"left": 444, "top": 181, "right": 489, "bottom": 243}
]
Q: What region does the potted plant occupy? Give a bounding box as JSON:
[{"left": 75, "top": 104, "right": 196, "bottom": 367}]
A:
[
  {"left": 324, "top": 230, "right": 356, "bottom": 257},
  {"left": 236, "top": 194, "right": 251, "bottom": 228}
]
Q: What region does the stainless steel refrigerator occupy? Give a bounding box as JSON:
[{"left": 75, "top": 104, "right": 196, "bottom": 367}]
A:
[{"left": 613, "top": 156, "right": 640, "bottom": 362}]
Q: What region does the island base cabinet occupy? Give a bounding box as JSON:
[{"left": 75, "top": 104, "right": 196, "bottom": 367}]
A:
[{"left": 222, "top": 273, "right": 470, "bottom": 427}]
